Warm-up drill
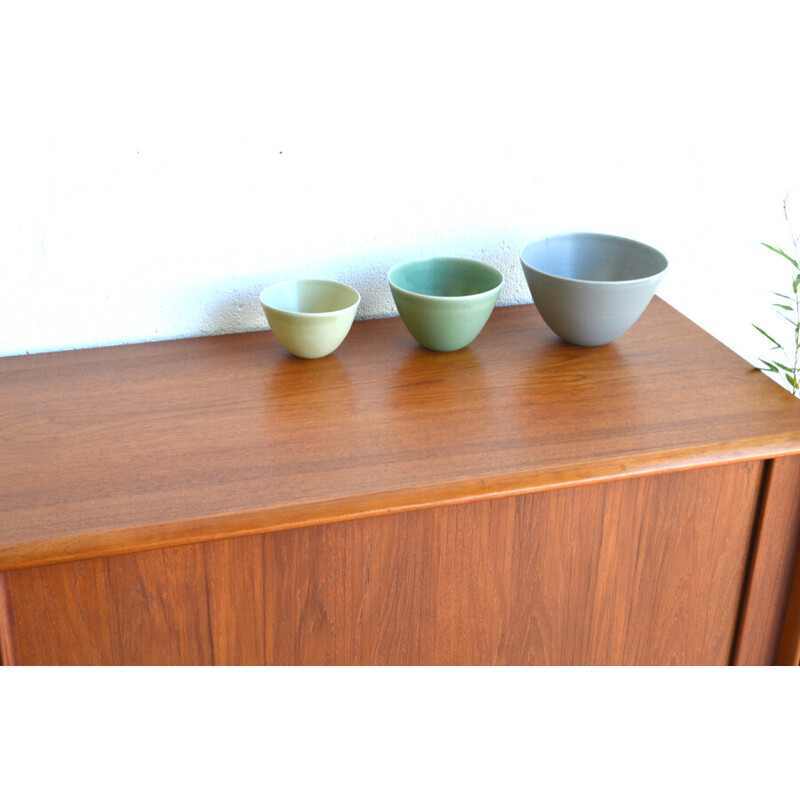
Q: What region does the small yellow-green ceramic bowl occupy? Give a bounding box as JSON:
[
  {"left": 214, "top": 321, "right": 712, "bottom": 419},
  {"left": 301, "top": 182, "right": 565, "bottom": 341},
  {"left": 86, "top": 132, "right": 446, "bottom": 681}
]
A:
[
  {"left": 388, "top": 257, "right": 504, "bottom": 351},
  {"left": 260, "top": 279, "right": 360, "bottom": 359}
]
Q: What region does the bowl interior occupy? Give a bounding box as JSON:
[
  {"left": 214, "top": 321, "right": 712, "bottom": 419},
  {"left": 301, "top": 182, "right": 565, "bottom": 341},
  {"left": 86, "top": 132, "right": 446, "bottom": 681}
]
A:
[
  {"left": 390, "top": 258, "right": 503, "bottom": 298},
  {"left": 260, "top": 280, "right": 359, "bottom": 315},
  {"left": 521, "top": 233, "right": 667, "bottom": 283}
]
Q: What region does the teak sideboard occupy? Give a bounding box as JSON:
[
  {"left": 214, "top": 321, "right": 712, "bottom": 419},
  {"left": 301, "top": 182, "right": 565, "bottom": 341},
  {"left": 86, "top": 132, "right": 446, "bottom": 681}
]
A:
[{"left": 2, "top": 299, "right": 800, "bottom": 666}]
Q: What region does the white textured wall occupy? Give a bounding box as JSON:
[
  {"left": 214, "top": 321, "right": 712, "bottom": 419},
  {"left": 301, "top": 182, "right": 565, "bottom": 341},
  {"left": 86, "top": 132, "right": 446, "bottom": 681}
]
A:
[{"left": 2, "top": 1, "right": 799, "bottom": 377}]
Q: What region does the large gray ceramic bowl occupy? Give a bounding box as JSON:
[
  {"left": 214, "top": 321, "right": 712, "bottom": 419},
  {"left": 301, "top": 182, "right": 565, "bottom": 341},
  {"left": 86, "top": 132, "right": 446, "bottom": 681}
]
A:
[
  {"left": 388, "top": 257, "right": 504, "bottom": 351},
  {"left": 520, "top": 233, "right": 668, "bottom": 346}
]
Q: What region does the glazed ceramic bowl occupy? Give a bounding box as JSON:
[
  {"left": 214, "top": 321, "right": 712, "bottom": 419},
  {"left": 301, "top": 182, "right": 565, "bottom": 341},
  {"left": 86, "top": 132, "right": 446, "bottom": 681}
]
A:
[
  {"left": 520, "top": 232, "right": 668, "bottom": 346},
  {"left": 259, "top": 279, "right": 360, "bottom": 358},
  {"left": 388, "top": 257, "right": 504, "bottom": 351}
]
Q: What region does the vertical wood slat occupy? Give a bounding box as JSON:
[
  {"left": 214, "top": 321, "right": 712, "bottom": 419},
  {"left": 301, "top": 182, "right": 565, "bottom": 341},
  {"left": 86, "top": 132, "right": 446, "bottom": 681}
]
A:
[
  {"left": 777, "top": 461, "right": 800, "bottom": 664},
  {"left": 2, "top": 463, "right": 763, "bottom": 665},
  {"left": 0, "top": 572, "right": 19, "bottom": 666},
  {"left": 732, "top": 455, "right": 800, "bottom": 665},
  {"left": 778, "top": 555, "right": 800, "bottom": 666}
]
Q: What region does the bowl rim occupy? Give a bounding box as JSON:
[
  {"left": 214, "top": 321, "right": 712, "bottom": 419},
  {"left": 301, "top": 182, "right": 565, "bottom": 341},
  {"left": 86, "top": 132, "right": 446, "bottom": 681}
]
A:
[
  {"left": 259, "top": 279, "right": 361, "bottom": 318},
  {"left": 520, "top": 232, "right": 668, "bottom": 286},
  {"left": 388, "top": 257, "right": 505, "bottom": 301}
]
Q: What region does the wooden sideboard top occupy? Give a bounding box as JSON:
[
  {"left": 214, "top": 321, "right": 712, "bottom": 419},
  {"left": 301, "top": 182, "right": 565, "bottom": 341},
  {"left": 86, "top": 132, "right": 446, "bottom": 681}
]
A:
[{"left": 3, "top": 298, "right": 800, "bottom": 569}]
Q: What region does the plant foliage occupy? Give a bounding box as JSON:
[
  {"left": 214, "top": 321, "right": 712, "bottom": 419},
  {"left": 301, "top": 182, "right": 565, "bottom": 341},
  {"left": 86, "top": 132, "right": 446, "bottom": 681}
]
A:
[{"left": 753, "top": 197, "right": 800, "bottom": 397}]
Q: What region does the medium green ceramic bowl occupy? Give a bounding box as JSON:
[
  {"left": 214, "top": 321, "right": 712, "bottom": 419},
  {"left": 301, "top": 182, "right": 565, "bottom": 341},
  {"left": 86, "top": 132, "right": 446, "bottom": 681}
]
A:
[
  {"left": 260, "top": 279, "right": 360, "bottom": 359},
  {"left": 388, "top": 258, "right": 504, "bottom": 351}
]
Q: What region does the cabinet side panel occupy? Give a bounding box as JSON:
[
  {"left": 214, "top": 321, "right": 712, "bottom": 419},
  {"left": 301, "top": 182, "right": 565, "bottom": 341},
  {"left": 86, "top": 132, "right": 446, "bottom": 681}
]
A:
[
  {"left": 777, "top": 540, "right": 800, "bottom": 666},
  {"left": 733, "top": 455, "right": 800, "bottom": 665},
  {"left": 4, "top": 462, "right": 762, "bottom": 665},
  {"left": 0, "top": 572, "right": 19, "bottom": 665}
]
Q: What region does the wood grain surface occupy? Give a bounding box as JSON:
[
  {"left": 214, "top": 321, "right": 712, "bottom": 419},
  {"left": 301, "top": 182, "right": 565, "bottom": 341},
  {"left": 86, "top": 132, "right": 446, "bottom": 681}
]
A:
[
  {"left": 2, "top": 299, "right": 800, "bottom": 569},
  {"left": 732, "top": 455, "right": 800, "bottom": 664},
  {"left": 2, "top": 462, "right": 763, "bottom": 665},
  {"left": 778, "top": 542, "right": 800, "bottom": 665},
  {"left": 0, "top": 572, "right": 17, "bottom": 666}
]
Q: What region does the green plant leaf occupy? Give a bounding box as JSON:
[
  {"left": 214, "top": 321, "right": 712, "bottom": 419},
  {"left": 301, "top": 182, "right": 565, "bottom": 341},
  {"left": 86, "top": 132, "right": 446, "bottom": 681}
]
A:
[
  {"left": 753, "top": 324, "right": 783, "bottom": 348},
  {"left": 757, "top": 216, "right": 800, "bottom": 397},
  {"left": 762, "top": 242, "right": 799, "bottom": 268}
]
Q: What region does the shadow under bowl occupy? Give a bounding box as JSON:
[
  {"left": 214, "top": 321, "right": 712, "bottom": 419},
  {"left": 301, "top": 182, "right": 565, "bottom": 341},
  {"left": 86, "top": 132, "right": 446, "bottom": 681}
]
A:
[{"left": 520, "top": 232, "right": 668, "bottom": 346}]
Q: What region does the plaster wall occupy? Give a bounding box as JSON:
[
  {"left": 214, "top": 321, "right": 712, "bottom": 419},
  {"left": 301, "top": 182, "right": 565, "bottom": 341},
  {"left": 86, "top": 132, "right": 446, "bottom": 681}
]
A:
[{"left": 2, "top": 2, "right": 799, "bottom": 384}]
